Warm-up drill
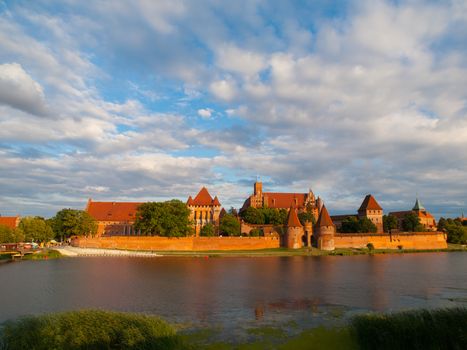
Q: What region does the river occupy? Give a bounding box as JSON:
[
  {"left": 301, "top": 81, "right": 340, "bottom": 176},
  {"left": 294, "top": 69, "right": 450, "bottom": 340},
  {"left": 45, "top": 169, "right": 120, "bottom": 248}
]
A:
[{"left": 0, "top": 253, "right": 466, "bottom": 333}]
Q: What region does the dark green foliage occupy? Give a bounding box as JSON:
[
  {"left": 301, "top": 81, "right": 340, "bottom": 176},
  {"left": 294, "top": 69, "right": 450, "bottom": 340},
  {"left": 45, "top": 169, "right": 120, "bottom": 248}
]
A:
[
  {"left": 240, "top": 207, "right": 288, "bottom": 225},
  {"left": 249, "top": 228, "right": 263, "bottom": 237},
  {"left": 351, "top": 308, "right": 467, "bottom": 350},
  {"left": 200, "top": 223, "right": 216, "bottom": 237},
  {"left": 383, "top": 214, "right": 398, "bottom": 233},
  {"left": 240, "top": 207, "right": 265, "bottom": 224},
  {"left": 0, "top": 225, "right": 24, "bottom": 243},
  {"left": 19, "top": 217, "right": 54, "bottom": 242},
  {"left": 219, "top": 214, "right": 240, "bottom": 236},
  {"left": 366, "top": 243, "right": 374, "bottom": 251},
  {"left": 438, "top": 217, "right": 467, "bottom": 244},
  {"left": 341, "top": 216, "right": 377, "bottom": 233},
  {"left": 50, "top": 209, "right": 98, "bottom": 240},
  {"left": 134, "top": 200, "right": 192, "bottom": 237},
  {"left": 402, "top": 212, "right": 424, "bottom": 232},
  {"left": 0, "top": 310, "right": 187, "bottom": 350}
]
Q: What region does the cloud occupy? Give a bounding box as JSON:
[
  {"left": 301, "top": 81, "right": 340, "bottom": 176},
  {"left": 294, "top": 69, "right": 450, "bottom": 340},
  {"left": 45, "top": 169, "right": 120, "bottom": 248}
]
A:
[
  {"left": 0, "top": 63, "right": 47, "bottom": 115},
  {"left": 197, "top": 108, "right": 213, "bottom": 119}
]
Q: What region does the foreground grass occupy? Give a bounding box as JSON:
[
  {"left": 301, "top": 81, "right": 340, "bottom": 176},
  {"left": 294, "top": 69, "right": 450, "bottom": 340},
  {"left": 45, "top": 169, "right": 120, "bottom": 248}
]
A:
[
  {"left": 0, "top": 310, "right": 188, "bottom": 350},
  {"left": 2, "top": 308, "right": 466, "bottom": 349}
]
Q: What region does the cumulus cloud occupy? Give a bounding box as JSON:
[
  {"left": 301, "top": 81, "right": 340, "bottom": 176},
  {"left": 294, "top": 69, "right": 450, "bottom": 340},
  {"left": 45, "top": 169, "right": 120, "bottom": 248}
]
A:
[
  {"left": 197, "top": 108, "right": 213, "bottom": 119},
  {"left": 0, "top": 63, "right": 47, "bottom": 115}
]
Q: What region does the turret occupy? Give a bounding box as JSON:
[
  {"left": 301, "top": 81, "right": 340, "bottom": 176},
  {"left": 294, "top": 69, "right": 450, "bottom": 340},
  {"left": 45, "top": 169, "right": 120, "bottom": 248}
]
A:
[
  {"left": 285, "top": 207, "right": 304, "bottom": 249},
  {"left": 315, "top": 205, "right": 335, "bottom": 251}
]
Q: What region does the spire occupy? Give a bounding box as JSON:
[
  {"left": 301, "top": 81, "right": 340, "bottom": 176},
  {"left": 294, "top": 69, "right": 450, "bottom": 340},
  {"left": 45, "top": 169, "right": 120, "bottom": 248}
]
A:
[
  {"left": 412, "top": 198, "right": 425, "bottom": 211},
  {"left": 187, "top": 196, "right": 194, "bottom": 206},
  {"left": 287, "top": 207, "right": 302, "bottom": 227},
  {"left": 212, "top": 196, "right": 221, "bottom": 206},
  {"left": 358, "top": 194, "right": 383, "bottom": 211},
  {"left": 316, "top": 205, "right": 333, "bottom": 227}
]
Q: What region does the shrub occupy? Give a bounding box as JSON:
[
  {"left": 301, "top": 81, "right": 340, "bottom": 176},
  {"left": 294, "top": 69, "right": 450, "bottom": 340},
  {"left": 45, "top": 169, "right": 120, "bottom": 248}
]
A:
[
  {"left": 0, "top": 310, "right": 188, "bottom": 350},
  {"left": 397, "top": 245, "right": 403, "bottom": 250},
  {"left": 249, "top": 228, "right": 262, "bottom": 237},
  {"left": 351, "top": 308, "right": 467, "bottom": 350},
  {"left": 366, "top": 243, "right": 374, "bottom": 251},
  {"left": 200, "top": 223, "right": 215, "bottom": 237}
]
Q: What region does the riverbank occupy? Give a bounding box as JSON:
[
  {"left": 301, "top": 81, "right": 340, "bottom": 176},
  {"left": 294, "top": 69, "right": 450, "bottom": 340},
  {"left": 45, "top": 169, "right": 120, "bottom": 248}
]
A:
[
  {"left": 1, "top": 308, "right": 465, "bottom": 349},
  {"left": 48, "top": 244, "right": 467, "bottom": 258}
]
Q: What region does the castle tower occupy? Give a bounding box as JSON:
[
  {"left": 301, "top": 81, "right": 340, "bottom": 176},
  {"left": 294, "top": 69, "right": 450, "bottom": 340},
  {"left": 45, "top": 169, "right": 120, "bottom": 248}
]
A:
[
  {"left": 285, "top": 206, "right": 304, "bottom": 249},
  {"left": 187, "top": 187, "right": 222, "bottom": 236},
  {"left": 315, "top": 205, "right": 335, "bottom": 251},
  {"left": 358, "top": 194, "right": 383, "bottom": 233}
]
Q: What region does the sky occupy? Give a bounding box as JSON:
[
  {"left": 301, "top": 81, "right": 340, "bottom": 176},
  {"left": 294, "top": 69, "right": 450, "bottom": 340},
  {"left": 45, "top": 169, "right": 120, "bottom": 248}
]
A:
[{"left": 0, "top": 0, "right": 466, "bottom": 219}]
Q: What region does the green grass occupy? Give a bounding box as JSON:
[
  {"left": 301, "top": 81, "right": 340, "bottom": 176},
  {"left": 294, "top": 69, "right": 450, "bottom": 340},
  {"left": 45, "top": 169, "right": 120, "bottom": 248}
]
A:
[
  {"left": 22, "top": 249, "right": 62, "bottom": 260},
  {"left": 0, "top": 310, "right": 190, "bottom": 350},
  {"left": 351, "top": 308, "right": 467, "bottom": 350}
]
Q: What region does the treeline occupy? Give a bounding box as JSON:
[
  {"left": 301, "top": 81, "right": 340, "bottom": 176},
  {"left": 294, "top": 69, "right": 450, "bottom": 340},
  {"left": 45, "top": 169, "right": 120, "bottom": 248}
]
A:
[
  {"left": 239, "top": 207, "right": 315, "bottom": 226},
  {"left": 0, "top": 209, "right": 97, "bottom": 244},
  {"left": 438, "top": 217, "right": 467, "bottom": 244}
]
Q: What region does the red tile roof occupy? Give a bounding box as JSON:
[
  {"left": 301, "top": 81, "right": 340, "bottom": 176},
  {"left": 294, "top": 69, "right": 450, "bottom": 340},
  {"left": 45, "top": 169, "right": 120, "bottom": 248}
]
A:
[
  {"left": 287, "top": 207, "right": 302, "bottom": 227},
  {"left": 0, "top": 216, "right": 19, "bottom": 229},
  {"left": 316, "top": 205, "right": 334, "bottom": 227},
  {"left": 189, "top": 187, "right": 221, "bottom": 206},
  {"left": 263, "top": 192, "right": 307, "bottom": 209},
  {"left": 186, "top": 196, "right": 194, "bottom": 206},
  {"left": 358, "top": 194, "right": 383, "bottom": 211},
  {"left": 86, "top": 201, "right": 141, "bottom": 222}
]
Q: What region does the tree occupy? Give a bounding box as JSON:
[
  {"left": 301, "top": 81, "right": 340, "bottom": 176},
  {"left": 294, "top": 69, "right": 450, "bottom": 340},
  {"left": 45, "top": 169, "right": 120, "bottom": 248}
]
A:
[
  {"left": 219, "top": 214, "right": 241, "bottom": 236},
  {"left": 298, "top": 211, "right": 313, "bottom": 226},
  {"left": 134, "top": 200, "right": 192, "bottom": 237},
  {"left": 340, "top": 216, "right": 360, "bottom": 233},
  {"left": 200, "top": 223, "right": 216, "bottom": 237},
  {"left": 240, "top": 207, "right": 264, "bottom": 224},
  {"left": 340, "top": 216, "right": 377, "bottom": 233},
  {"left": 19, "top": 217, "right": 54, "bottom": 242},
  {"left": 402, "top": 213, "right": 424, "bottom": 232},
  {"left": 51, "top": 209, "right": 98, "bottom": 240},
  {"left": 438, "top": 217, "right": 467, "bottom": 244},
  {"left": 249, "top": 228, "right": 262, "bottom": 237},
  {"left": 383, "top": 214, "right": 398, "bottom": 233},
  {"left": 0, "top": 225, "right": 24, "bottom": 243}
]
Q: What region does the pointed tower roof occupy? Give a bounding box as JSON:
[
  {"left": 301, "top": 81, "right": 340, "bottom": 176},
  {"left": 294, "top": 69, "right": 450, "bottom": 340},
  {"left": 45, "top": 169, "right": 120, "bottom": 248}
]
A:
[
  {"left": 358, "top": 194, "right": 383, "bottom": 211},
  {"left": 412, "top": 198, "right": 425, "bottom": 211},
  {"left": 186, "top": 196, "right": 194, "bottom": 206},
  {"left": 192, "top": 187, "right": 214, "bottom": 206},
  {"left": 316, "top": 205, "right": 334, "bottom": 227},
  {"left": 212, "top": 196, "right": 221, "bottom": 206},
  {"left": 287, "top": 207, "right": 302, "bottom": 227}
]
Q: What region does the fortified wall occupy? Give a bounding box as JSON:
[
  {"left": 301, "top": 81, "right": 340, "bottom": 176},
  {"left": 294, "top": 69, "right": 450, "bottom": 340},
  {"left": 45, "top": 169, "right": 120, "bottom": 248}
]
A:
[
  {"left": 333, "top": 232, "right": 447, "bottom": 250},
  {"left": 72, "top": 236, "right": 280, "bottom": 251}
]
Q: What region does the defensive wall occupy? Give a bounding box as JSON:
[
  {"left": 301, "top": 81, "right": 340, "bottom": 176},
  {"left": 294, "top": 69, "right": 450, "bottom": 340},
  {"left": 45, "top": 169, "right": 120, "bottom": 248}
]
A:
[
  {"left": 333, "top": 232, "right": 447, "bottom": 250},
  {"left": 72, "top": 236, "right": 281, "bottom": 251}
]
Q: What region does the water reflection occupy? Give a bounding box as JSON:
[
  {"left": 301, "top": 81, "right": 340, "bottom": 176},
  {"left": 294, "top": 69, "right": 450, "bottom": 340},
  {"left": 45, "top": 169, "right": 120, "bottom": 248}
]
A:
[{"left": 0, "top": 253, "right": 466, "bottom": 328}]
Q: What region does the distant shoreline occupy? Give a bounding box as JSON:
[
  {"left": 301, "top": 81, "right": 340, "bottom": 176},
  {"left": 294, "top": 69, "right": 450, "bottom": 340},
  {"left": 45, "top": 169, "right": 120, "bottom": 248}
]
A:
[{"left": 56, "top": 244, "right": 467, "bottom": 258}]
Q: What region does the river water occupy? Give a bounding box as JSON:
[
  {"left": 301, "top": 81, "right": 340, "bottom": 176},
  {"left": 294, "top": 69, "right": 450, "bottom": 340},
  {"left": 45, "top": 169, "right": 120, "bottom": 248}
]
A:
[{"left": 0, "top": 253, "right": 466, "bottom": 333}]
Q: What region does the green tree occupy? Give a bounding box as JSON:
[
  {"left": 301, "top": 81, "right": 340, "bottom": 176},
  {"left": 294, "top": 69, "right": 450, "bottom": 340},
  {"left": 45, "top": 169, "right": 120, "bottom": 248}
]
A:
[
  {"left": 249, "top": 228, "right": 262, "bottom": 237},
  {"left": 383, "top": 214, "right": 399, "bottom": 233},
  {"left": 200, "top": 223, "right": 216, "bottom": 237},
  {"left": 240, "top": 207, "right": 265, "bottom": 224},
  {"left": 340, "top": 216, "right": 360, "bottom": 233},
  {"left": 402, "top": 213, "right": 424, "bottom": 232},
  {"left": 19, "top": 217, "right": 54, "bottom": 242},
  {"left": 358, "top": 217, "right": 378, "bottom": 233},
  {"left": 219, "top": 214, "right": 241, "bottom": 236},
  {"left": 134, "top": 200, "right": 192, "bottom": 237},
  {"left": 298, "top": 211, "right": 314, "bottom": 226},
  {"left": 0, "top": 225, "right": 24, "bottom": 243},
  {"left": 51, "top": 209, "right": 98, "bottom": 240},
  {"left": 438, "top": 217, "right": 467, "bottom": 244}
]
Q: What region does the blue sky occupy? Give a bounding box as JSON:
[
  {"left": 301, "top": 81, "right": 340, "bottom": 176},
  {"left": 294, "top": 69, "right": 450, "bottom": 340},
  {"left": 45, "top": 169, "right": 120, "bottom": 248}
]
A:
[{"left": 0, "top": 0, "right": 466, "bottom": 219}]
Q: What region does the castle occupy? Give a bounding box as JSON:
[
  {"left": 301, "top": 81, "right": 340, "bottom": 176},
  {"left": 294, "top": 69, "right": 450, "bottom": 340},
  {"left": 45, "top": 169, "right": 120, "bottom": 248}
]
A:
[{"left": 81, "top": 182, "right": 446, "bottom": 251}]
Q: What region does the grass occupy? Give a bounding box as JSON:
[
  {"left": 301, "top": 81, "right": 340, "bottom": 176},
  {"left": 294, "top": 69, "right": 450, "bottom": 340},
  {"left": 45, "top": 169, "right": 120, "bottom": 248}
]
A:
[
  {"left": 2, "top": 308, "right": 466, "bottom": 349},
  {"left": 0, "top": 310, "right": 189, "bottom": 350},
  {"left": 351, "top": 307, "right": 467, "bottom": 350},
  {"left": 22, "top": 249, "right": 62, "bottom": 260}
]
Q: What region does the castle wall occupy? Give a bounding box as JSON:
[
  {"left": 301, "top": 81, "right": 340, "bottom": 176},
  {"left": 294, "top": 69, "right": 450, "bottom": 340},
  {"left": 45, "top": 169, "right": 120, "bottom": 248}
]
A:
[
  {"left": 334, "top": 232, "right": 447, "bottom": 249},
  {"left": 72, "top": 236, "right": 280, "bottom": 251}
]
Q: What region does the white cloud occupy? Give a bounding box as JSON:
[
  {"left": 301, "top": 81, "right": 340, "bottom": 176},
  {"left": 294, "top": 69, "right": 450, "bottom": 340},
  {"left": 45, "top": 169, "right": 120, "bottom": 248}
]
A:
[
  {"left": 197, "top": 108, "right": 213, "bottom": 119},
  {"left": 210, "top": 79, "right": 237, "bottom": 101},
  {"left": 0, "top": 63, "right": 46, "bottom": 115}
]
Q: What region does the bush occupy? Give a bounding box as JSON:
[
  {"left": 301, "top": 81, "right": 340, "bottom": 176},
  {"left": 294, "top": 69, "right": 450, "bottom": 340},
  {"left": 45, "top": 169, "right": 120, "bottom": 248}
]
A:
[
  {"left": 351, "top": 308, "right": 467, "bottom": 350},
  {"left": 200, "top": 223, "right": 215, "bottom": 237},
  {"left": 0, "top": 310, "right": 187, "bottom": 350},
  {"left": 249, "top": 228, "right": 262, "bottom": 237},
  {"left": 366, "top": 243, "right": 374, "bottom": 251}
]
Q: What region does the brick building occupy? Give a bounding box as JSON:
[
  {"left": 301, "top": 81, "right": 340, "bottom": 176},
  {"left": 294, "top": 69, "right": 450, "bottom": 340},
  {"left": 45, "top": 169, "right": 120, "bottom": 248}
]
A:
[{"left": 187, "top": 187, "right": 222, "bottom": 236}]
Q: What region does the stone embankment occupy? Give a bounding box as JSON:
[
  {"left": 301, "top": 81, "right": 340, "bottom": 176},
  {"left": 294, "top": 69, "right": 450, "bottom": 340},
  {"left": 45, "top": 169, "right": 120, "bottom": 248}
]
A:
[{"left": 56, "top": 246, "right": 160, "bottom": 257}]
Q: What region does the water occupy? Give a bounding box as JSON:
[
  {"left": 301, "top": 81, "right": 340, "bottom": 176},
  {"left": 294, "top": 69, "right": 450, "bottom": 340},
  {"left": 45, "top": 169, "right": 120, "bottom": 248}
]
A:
[{"left": 1, "top": 253, "right": 466, "bottom": 332}]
